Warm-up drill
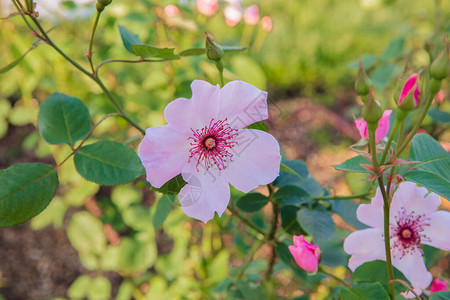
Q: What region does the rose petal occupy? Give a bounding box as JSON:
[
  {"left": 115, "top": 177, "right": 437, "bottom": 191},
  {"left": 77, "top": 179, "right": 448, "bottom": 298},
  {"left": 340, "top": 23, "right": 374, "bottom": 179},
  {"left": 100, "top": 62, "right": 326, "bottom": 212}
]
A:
[
  {"left": 375, "top": 110, "right": 392, "bottom": 143},
  {"left": 422, "top": 211, "right": 450, "bottom": 250},
  {"left": 179, "top": 163, "right": 230, "bottom": 223},
  {"left": 354, "top": 118, "right": 369, "bottom": 140},
  {"left": 393, "top": 250, "right": 432, "bottom": 290},
  {"left": 356, "top": 188, "right": 384, "bottom": 228},
  {"left": 218, "top": 81, "right": 268, "bottom": 129},
  {"left": 165, "top": 80, "right": 220, "bottom": 133},
  {"left": 138, "top": 125, "right": 190, "bottom": 188},
  {"left": 223, "top": 129, "right": 281, "bottom": 193},
  {"left": 399, "top": 73, "right": 418, "bottom": 105},
  {"left": 343, "top": 228, "right": 385, "bottom": 271}
]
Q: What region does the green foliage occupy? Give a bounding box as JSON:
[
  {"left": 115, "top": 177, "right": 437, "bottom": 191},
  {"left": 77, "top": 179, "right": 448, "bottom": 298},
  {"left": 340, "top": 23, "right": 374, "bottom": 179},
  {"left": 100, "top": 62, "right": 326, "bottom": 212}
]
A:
[
  {"left": 352, "top": 261, "right": 410, "bottom": 293},
  {"left": 404, "top": 133, "right": 450, "bottom": 199},
  {"left": 431, "top": 291, "right": 450, "bottom": 300},
  {"left": 37, "top": 93, "right": 91, "bottom": 146},
  {"left": 235, "top": 193, "right": 269, "bottom": 212},
  {"left": 273, "top": 185, "right": 313, "bottom": 206},
  {"left": 340, "top": 282, "right": 390, "bottom": 300},
  {"left": 74, "top": 140, "right": 144, "bottom": 185},
  {"left": 0, "top": 163, "right": 58, "bottom": 227},
  {"left": 297, "top": 206, "right": 336, "bottom": 243},
  {"left": 67, "top": 211, "right": 107, "bottom": 257},
  {"left": 275, "top": 160, "right": 325, "bottom": 197},
  {"left": 331, "top": 200, "right": 366, "bottom": 230},
  {"left": 428, "top": 108, "right": 450, "bottom": 123},
  {"left": 151, "top": 174, "right": 186, "bottom": 194},
  {"left": 152, "top": 194, "right": 175, "bottom": 230}
]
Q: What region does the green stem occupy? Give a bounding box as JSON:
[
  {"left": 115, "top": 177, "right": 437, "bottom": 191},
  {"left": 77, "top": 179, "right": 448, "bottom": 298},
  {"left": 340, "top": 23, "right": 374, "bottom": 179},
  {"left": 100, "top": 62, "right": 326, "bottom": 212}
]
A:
[
  {"left": 313, "top": 192, "right": 369, "bottom": 201},
  {"left": 234, "top": 239, "right": 265, "bottom": 281},
  {"left": 95, "top": 58, "right": 167, "bottom": 74},
  {"left": 379, "top": 118, "right": 400, "bottom": 166},
  {"left": 264, "top": 201, "right": 279, "bottom": 282},
  {"left": 318, "top": 266, "right": 348, "bottom": 287},
  {"left": 368, "top": 123, "right": 395, "bottom": 300},
  {"left": 227, "top": 204, "right": 265, "bottom": 236},
  {"left": 386, "top": 120, "right": 404, "bottom": 197},
  {"left": 88, "top": 11, "right": 101, "bottom": 73},
  {"left": 11, "top": 0, "right": 41, "bottom": 37},
  {"left": 390, "top": 279, "right": 421, "bottom": 300},
  {"left": 395, "top": 79, "right": 441, "bottom": 156}
]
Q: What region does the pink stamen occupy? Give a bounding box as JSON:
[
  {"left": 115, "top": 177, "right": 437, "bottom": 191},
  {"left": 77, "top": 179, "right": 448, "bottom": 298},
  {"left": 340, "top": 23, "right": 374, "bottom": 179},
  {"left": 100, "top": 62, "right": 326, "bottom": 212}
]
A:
[{"left": 188, "top": 118, "right": 239, "bottom": 171}]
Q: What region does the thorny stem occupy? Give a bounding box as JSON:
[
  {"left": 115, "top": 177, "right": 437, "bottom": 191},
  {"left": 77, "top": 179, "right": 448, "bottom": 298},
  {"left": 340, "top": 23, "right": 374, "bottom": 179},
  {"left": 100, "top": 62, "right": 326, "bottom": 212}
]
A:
[
  {"left": 390, "top": 279, "right": 421, "bottom": 300},
  {"left": 386, "top": 120, "right": 404, "bottom": 197},
  {"left": 318, "top": 266, "right": 348, "bottom": 287},
  {"left": 379, "top": 118, "right": 400, "bottom": 166},
  {"left": 368, "top": 123, "right": 395, "bottom": 300},
  {"left": 88, "top": 11, "right": 101, "bottom": 72},
  {"left": 11, "top": 0, "right": 39, "bottom": 36}
]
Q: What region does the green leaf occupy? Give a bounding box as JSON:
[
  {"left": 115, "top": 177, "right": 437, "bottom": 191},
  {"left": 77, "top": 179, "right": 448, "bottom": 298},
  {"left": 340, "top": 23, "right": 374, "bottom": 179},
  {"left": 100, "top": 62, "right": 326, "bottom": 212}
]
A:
[
  {"left": 68, "top": 275, "right": 91, "bottom": 300},
  {"left": 38, "top": 93, "right": 91, "bottom": 145},
  {"left": 235, "top": 193, "right": 269, "bottom": 212},
  {"left": 245, "top": 121, "right": 268, "bottom": 132},
  {"left": 340, "top": 282, "right": 389, "bottom": 300},
  {"left": 431, "top": 291, "right": 450, "bottom": 300},
  {"left": 331, "top": 200, "right": 367, "bottom": 229},
  {"left": 118, "top": 237, "right": 157, "bottom": 273},
  {"left": 74, "top": 140, "right": 144, "bottom": 185},
  {"left": 222, "top": 46, "right": 248, "bottom": 53},
  {"left": 275, "top": 160, "right": 325, "bottom": 197},
  {"left": 123, "top": 205, "right": 153, "bottom": 232},
  {"left": 67, "top": 211, "right": 106, "bottom": 255},
  {"left": 0, "top": 47, "right": 35, "bottom": 74},
  {"left": 88, "top": 276, "right": 111, "bottom": 300},
  {"left": 280, "top": 205, "right": 305, "bottom": 235},
  {"left": 428, "top": 108, "right": 450, "bottom": 123},
  {"left": 152, "top": 194, "right": 175, "bottom": 230},
  {"left": 236, "top": 280, "right": 268, "bottom": 300},
  {"left": 179, "top": 48, "right": 205, "bottom": 56},
  {"left": 118, "top": 25, "right": 143, "bottom": 53},
  {"left": 273, "top": 185, "right": 312, "bottom": 206},
  {"left": 130, "top": 44, "right": 180, "bottom": 60},
  {"left": 371, "top": 64, "right": 398, "bottom": 91},
  {"left": 297, "top": 207, "right": 335, "bottom": 243},
  {"left": 381, "top": 38, "right": 404, "bottom": 60},
  {"left": 404, "top": 133, "right": 450, "bottom": 199},
  {"left": 333, "top": 155, "right": 371, "bottom": 173},
  {"left": 116, "top": 280, "right": 134, "bottom": 300},
  {"left": 352, "top": 261, "right": 410, "bottom": 293},
  {"left": 0, "top": 163, "right": 58, "bottom": 227},
  {"left": 150, "top": 174, "right": 186, "bottom": 194}
]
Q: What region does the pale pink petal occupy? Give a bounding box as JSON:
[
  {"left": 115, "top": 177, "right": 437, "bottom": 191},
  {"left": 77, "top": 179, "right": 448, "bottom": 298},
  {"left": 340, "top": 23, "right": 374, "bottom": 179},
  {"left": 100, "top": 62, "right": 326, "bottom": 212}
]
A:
[
  {"left": 223, "top": 129, "right": 281, "bottom": 193},
  {"left": 391, "top": 182, "right": 441, "bottom": 218},
  {"left": 356, "top": 188, "right": 384, "bottom": 228},
  {"left": 243, "top": 4, "right": 259, "bottom": 25},
  {"left": 399, "top": 73, "right": 418, "bottom": 105},
  {"left": 179, "top": 162, "right": 230, "bottom": 223},
  {"left": 218, "top": 81, "right": 269, "bottom": 129},
  {"left": 393, "top": 250, "right": 432, "bottom": 290},
  {"left": 197, "top": 0, "right": 218, "bottom": 16},
  {"left": 375, "top": 110, "right": 391, "bottom": 143},
  {"left": 354, "top": 118, "right": 368, "bottom": 140},
  {"left": 138, "top": 125, "right": 190, "bottom": 188},
  {"left": 422, "top": 211, "right": 450, "bottom": 250},
  {"left": 165, "top": 80, "right": 220, "bottom": 133},
  {"left": 343, "top": 228, "right": 385, "bottom": 271},
  {"left": 224, "top": 4, "right": 242, "bottom": 27}
]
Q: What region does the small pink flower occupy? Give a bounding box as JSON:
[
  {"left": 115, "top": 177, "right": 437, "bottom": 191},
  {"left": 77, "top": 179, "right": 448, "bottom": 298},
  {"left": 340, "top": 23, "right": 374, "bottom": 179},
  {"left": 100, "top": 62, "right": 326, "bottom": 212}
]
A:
[
  {"left": 354, "top": 110, "right": 392, "bottom": 143},
  {"left": 197, "top": 0, "right": 218, "bottom": 16},
  {"left": 344, "top": 182, "right": 450, "bottom": 296},
  {"left": 431, "top": 279, "right": 448, "bottom": 293},
  {"left": 243, "top": 4, "right": 259, "bottom": 25},
  {"left": 164, "top": 4, "right": 180, "bottom": 17},
  {"left": 138, "top": 80, "right": 281, "bottom": 223},
  {"left": 224, "top": 2, "right": 242, "bottom": 27},
  {"left": 434, "top": 90, "right": 445, "bottom": 104},
  {"left": 261, "top": 16, "right": 272, "bottom": 32},
  {"left": 288, "top": 235, "right": 321, "bottom": 272},
  {"left": 398, "top": 73, "right": 420, "bottom": 106}
]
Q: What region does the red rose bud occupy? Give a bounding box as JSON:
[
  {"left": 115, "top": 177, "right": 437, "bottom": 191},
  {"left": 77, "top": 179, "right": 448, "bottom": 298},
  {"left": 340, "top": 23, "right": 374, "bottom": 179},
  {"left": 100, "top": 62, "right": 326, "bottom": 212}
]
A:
[
  {"left": 362, "top": 91, "right": 383, "bottom": 124},
  {"left": 355, "top": 60, "right": 371, "bottom": 98},
  {"left": 430, "top": 36, "right": 449, "bottom": 80},
  {"left": 205, "top": 33, "right": 224, "bottom": 61},
  {"left": 397, "top": 73, "right": 420, "bottom": 111}
]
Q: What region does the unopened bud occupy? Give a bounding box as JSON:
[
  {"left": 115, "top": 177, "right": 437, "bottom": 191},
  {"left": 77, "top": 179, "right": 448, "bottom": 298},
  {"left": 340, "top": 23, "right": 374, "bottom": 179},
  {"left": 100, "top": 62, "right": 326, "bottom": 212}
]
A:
[
  {"left": 362, "top": 91, "right": 383, "bottom": 124},
  {"left": 355, "top": 61, "right": 371, "bottom": 97},
  {"left": 97, "top": 0, "right": 112, "bottom": 12},
  {"left": 430, "top": 36, "right": 449, "bottom": 80},
  {"left": 397, "top": 73, "right": 420, "bottom": 111},
  {"left": 205, "top": 33, "right": 224, "bottom": 61}
]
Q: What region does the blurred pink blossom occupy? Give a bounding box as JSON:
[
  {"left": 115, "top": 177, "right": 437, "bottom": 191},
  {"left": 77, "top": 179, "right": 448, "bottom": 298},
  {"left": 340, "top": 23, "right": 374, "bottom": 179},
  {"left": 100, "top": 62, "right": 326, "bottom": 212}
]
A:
[
  {"left": 434, "top": 90, "right": 445, "bottom": 104},
  {"left": 288, "top": 235, "right": 320, "bottom": 272},
  {"left": 138, "top": 80, "right": 281, "bottom": 223},
  {"left": 197, "top": 0, "right": 218, "bottom": 16},
  {"left": 354, "top": 109, "right": 392, "bottom": 143},
  {"left": 243, "top": 4, "right": 259, "bottom": 25},
  {"left": 431, "top": 279, "right": 448, "bottom": 293},
  {"left": 164, "top": 4, "right": 180, "bottom": 17},
  {"left": 261, "top": 16, "right": 272, "bottom": 32},
  {"left": 344, "top": 182, "right": 450, "bottom": 297},
  {"left": 398, "top": 73, "right": 420, "bottom": 107},
  {"left": 224, "top": 2, "right": 242, "bottom": 27}
]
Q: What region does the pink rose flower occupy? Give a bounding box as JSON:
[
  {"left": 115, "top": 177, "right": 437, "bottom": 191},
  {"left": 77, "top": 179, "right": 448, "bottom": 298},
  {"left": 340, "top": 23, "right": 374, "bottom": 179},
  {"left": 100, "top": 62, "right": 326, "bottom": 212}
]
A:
[
  {"left": 354, "top": 110, "right": 392, "bottom": 143},
  {"left": 138, "top": 80, "right": 281, "bottom": 223},
  {"left": 243, "top": 4, "right": 259, "bottom": 25},
  {"left": 164, "top": 4, "right": 180, "bottom": 17},
  {"left": 431, "top": 279, "right": 448, "bottom": 293},
  {"left": 197, "top": 0, "right": 218, "bottom": 16},
  {"left": 398, "top": 73, "right": 420, "bottom": 107},
  {"left": 288, "top": 235, "right": 321, "bottom": 272},
  {"left": 344, "top": 181, "right": 450, "bottom": 296},
  {"left": 261, "top": 16, "right": 272, "bottom": 32},
  {"left": 224, "top": 2, "right": 242, "bottom": 27}
]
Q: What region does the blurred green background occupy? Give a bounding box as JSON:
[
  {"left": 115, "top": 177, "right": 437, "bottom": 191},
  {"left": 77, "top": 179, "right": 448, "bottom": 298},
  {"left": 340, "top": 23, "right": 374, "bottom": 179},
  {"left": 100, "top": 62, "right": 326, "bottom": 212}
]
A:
[{"left": 0, "top": 0, "right": 449, "bottom": 299}]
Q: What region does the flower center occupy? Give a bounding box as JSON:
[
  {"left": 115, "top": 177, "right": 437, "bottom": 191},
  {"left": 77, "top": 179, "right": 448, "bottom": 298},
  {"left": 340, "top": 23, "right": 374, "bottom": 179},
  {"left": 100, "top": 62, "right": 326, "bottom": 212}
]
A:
[
  {"left": 390, "top": 208, "right": 430, "bottom": 259},
  {"left": 188, "top": 118, "right": 238, "bottom": 171}
]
